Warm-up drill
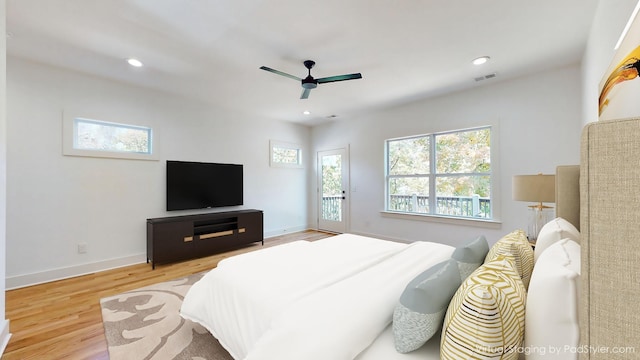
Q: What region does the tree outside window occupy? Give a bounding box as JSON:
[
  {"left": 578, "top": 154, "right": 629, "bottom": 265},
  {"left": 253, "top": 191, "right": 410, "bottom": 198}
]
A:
[{"left": 386, "top": 126, "right": 492, "bottom": 219}]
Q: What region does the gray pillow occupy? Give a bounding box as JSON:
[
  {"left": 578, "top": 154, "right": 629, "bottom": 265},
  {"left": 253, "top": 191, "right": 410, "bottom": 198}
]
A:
[
  {"left": 451, "top": 235, "right": 489, "bottom": 280},
  {"left": 392, "top": 258, "right": 461, "bottom": 353}
]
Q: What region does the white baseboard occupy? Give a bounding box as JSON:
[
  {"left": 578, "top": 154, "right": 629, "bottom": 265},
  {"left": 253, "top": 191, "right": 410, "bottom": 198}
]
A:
[
  {"left": 6, "top": 226, "right": 314, "bottom": 289},
  {"left": 0, "top": 319, "right": 11, "bottom": 356},
  {"left": 6, "top": 254, "right": 147, "bottom": 290},
  {"left": 264, "top": 225, "right": 310, "bottom": 239}
]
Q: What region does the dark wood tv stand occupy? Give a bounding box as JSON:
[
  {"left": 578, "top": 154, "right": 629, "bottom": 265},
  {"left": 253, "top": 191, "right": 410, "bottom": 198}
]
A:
[{"left": 146, "top": 209, "right": 263, "bottom": 269}]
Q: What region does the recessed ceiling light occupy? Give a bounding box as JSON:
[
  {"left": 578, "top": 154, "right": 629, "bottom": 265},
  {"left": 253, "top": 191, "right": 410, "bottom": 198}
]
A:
[
  {"left": 127, "top": 58, "right": 143, "bottom": 67},
  {"left": 472, "top": 56, "right": 490, "bottom": 65},
  {"left": 303, "top": 110, "right": 311, "bottom": 115}
]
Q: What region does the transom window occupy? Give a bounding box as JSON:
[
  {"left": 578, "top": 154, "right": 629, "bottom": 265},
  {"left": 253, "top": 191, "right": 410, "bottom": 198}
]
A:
[
  {"left": 270, "top": 140, "right": 302, "bottom": 168},
  {"left": 385, "top": 126, "right": 492, "bottom": 219},
  {"left": 73, "top": 118, "right": 152, "bottom": 154},
  {"left": 62, "top": 114, "right": 157, "bottom": 161}
]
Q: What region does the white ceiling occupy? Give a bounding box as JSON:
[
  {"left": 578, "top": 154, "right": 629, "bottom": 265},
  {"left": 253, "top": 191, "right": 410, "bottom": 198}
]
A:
[{"left": 6, "top": 0, "right": 599, "bottom": 126}]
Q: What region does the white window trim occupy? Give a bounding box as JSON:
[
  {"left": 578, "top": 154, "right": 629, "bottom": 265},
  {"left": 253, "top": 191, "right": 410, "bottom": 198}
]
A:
[
  {"left": 380, "top": 209, "right": 502, "bottom": 228},
  {"left": 62, "top": 112, "right": 159, "bottom": 161},
  {"left": 270, "top": 140, "right": 303, "bottom": 168},
  {"left": 384, "top": 125, "right": 501, "bottom": 224}
]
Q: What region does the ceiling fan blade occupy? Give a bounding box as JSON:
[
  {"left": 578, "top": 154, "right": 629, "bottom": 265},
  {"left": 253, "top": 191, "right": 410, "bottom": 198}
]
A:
[
  {"left": 300, "top": 88, "right": 311, "bottom": 99},
  {"left": 259, "top": 66, "right": 302, "bottom": 81},
  {"left": 317, "top": 73, "right": 362, "bottom": 84}
]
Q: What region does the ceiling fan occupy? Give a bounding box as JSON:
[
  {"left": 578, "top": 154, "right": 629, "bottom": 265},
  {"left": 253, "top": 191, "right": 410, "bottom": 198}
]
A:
[{"left": 259, "top": 60, "right": 362, "bottom": 99}]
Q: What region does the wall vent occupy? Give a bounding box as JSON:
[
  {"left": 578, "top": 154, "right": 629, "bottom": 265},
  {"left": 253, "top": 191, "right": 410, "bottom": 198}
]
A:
[{"left": 474, "top": 73, "right": 497, "bottom": 82}]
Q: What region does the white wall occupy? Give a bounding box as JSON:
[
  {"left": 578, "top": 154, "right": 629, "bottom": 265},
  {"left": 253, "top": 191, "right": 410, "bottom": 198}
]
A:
[
  {"left": 311, "top": 64, "right": 583, "bottom": 247},
  {"left": 1, "top": 0, "right": 11, "bottom": 352},
  {"left": 6, "top": 58, "right": 312, "bottom": 288},
  {"left": 582, "top": 0, "right": 639, "bottom": 124}
]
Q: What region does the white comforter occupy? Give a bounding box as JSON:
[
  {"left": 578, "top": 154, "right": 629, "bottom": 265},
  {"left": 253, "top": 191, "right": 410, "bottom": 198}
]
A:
[{"left": 180, "top": 233, "right": 454, "bottom": 360}]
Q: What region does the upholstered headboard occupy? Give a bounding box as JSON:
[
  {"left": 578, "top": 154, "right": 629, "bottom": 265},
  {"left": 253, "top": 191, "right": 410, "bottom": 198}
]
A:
[
  {"left": 556, "top": 165, "right": 580, "bottom": 232},
  {"left": 579, "top": 117, "right": 640, "bottom": 360}
]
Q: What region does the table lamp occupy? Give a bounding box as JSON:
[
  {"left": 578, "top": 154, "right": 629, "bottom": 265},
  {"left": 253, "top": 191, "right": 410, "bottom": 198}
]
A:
[{"left": 512, "top": 174, "right": 555, "bottom": 241}]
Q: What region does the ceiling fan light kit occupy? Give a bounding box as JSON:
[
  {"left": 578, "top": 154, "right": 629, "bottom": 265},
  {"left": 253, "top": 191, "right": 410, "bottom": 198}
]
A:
[{"left": 260, "top": 60, "right": 362, "bottom": 99}]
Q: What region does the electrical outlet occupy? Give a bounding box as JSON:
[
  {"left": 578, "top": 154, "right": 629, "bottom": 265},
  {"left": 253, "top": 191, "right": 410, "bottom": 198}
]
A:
[{"left": 78, "top": 243, "right": 87, "bottom": 254}]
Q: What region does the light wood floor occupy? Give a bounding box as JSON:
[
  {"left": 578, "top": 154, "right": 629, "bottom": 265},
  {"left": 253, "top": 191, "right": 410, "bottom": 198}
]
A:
[{"left": 3, "top": 230, "right": 334, "bottom": 360}]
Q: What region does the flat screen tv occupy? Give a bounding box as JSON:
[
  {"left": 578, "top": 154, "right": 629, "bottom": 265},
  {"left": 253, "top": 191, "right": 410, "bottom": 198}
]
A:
[{"left": 166, "top": 160, "right": 243, "bottom": 211}]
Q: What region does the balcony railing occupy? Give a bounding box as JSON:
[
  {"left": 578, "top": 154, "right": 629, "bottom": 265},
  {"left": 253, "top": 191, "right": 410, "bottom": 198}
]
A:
[
  {"left": 322, "top": 195, "right": 343, "bottom": 221},
  {"left": 321, "top": 194, "right": 491, "bottom": 220},
  {"left": 389, "top": 194, "right": 491, "bottom": 218}
]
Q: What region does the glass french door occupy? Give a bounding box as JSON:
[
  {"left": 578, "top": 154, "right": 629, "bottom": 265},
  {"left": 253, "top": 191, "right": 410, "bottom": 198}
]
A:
[{"left": 317, "top": 148, "right": 349, "bottom": 233}]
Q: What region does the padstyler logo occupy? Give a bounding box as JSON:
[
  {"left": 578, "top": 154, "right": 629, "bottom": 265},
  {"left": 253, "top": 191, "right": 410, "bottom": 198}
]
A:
[{"left": 474, "top": 345, "right": 636, "bottom": 356}]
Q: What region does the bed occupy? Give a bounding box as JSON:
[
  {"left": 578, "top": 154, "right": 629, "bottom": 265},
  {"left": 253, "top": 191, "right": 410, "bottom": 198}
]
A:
[
  {"left": 181, "top": 234, "right": 457, "bottom": 360},
  {"left": 180, "top": 117, "right": 639, "bottom": 360}
]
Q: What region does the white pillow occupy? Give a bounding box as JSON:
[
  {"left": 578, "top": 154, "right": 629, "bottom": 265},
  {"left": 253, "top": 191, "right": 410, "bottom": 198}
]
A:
[
  {"left": 535, "top": 217, "right": 580, "bottom": 263},
  {"left": 525, "top": 239, "right": 580, "bottom": 359}
]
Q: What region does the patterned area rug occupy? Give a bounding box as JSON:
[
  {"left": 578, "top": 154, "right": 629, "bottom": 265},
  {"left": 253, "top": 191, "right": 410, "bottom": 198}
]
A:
[{"left": 100, "top": 272, "right": 234, "bottom": 360}]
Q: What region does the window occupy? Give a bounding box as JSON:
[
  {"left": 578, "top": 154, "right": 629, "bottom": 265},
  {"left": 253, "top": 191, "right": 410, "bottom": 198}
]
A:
[
  {"left": 270, "top": 140, "right": 302, "bottom": 168},
  {"left": 63, "top": 114, "right": 157, "bottom": 160},
  {"left": 385, "top": 126, "right": 492, "bottom": 220},
  {"left": 74, "top": 118, "right": 151, "bottom": 153}
]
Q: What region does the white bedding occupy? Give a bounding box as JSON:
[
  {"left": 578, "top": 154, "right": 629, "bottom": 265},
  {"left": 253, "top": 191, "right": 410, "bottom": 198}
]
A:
[
  {"left": 180, "top": 233, "right": 454, "bottom": 360},
  {"left": 355, "top": 325, "right": 441, "bottom": 360}
]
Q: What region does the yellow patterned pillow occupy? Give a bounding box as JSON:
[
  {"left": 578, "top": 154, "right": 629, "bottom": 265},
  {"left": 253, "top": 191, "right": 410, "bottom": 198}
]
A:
[
  {"left": 441, "top": 256, "right": 526, "bottom": 360},
  {"left": 485, "top": 229, "right": 534, "bottom": 289}
]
